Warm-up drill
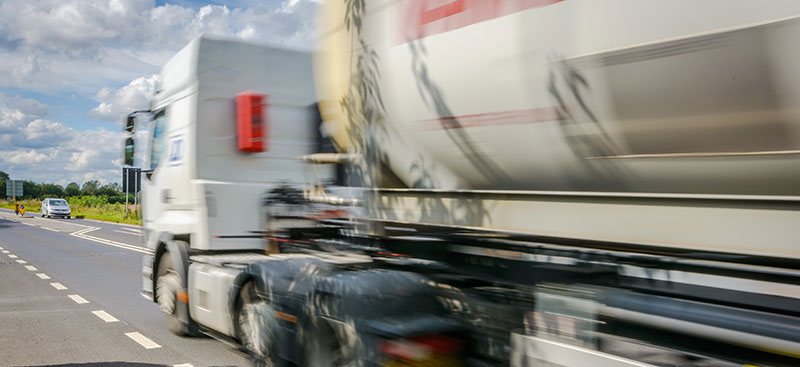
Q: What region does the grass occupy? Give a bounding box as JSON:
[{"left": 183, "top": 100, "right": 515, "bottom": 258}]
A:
[{"left": 0, "top": 198, "right": 142, "bottom": 225}]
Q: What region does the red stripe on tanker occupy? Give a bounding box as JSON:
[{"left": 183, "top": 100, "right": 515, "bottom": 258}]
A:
[{"left": 399, "top": 0, "right": 566, "bottom": 44}]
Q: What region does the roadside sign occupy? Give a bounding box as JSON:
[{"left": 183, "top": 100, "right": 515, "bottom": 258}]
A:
[
  {"left": 122, "top": 167, "right": 141, "bottom": 193},
  {"left": 122, "top": 167, "right": 142, "bottom": 219},
  {"left": 19, "top": 205, "right": 25, "bottom": 216},
  {"left": 5, "top": 180, "right": 23, "bottom": 198}
]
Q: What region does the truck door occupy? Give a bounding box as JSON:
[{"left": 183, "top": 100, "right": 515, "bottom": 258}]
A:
[{"left": 142, "top": 109, "right": 168, "bottom": 232}]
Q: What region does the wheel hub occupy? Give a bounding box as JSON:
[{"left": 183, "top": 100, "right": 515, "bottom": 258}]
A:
[{"left": 156, "top": 272, "right": 181, "bottom": 315}]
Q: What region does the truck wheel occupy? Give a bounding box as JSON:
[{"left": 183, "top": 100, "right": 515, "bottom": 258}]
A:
[
  {"left": 236, "top": 282, "right": 277, "bottom": 361},
  {"left": 156, "top": 253, "right": 195, "bottom": 336},
  {"left": 304, "top": 319, "right": 346, "bottom": 367}
]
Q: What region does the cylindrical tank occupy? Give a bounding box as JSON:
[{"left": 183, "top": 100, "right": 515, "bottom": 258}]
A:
[{"left": 315, "top": 0, "right": 800, "bottom": 196}]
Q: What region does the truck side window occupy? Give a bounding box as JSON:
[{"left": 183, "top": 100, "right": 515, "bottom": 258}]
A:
[{"left": 150, "top": 110, "right": 167, "bottom": 170}]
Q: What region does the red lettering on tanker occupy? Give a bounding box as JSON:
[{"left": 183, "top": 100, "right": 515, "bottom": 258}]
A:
[{"left": 399, "top": 0, "right": 565, "bottom": 44}]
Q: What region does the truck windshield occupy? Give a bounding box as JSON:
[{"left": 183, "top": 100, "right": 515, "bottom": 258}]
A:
[{"left": 150, "top": 110, "right": 167, "bottom": 170}]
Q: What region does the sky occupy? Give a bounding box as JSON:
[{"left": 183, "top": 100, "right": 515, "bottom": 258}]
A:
[{"left": 0, "top": 0, "right": 320, "bottom": 187}]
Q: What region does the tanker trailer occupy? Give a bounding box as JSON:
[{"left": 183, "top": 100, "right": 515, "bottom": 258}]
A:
[
  {"left": 313, "top": 1, "right": 800, "bottom": 366},
  {"left": 314, "top": 0, "right": 800, "bottom": 261}
]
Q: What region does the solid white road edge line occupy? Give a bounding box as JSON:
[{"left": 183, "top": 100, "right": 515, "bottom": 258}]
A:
[
  {"left": 69, "top": 227, "right": 152, "bottom": 255},
  {"left": 173, "top": 364, "right": 194, "bottom": 367},
  {"left": 113, "top": 229, "right": 140, "bottom": 235},
  {"left": 36, "top": 273, "right": 51, "bottom": 279},
  {"left": 36, "top": 215, "right": 95, "bottom": 229},
  {"left": 81, "top": 217, "right": 142, "bottom": 229},
  {"left": 91, "top": 310, "right": 119, "bottom": 323},
  {"left": 68, "top": 294, "right": 89, "bottom": 304},
  {"left": 125, "top": 332, "right": 161, "bottom": 349},
  {"left": 50, "top": 282, "right": 67, "bottom": 290}
]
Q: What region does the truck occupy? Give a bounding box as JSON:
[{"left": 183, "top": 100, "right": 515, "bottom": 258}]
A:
[{"left": 125, "top": 1, "right": 800, "bottom": 366}]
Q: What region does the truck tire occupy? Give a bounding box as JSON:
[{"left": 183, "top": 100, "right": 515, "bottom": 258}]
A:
[
  {"left": 156, "top": 253, "right": 196, "bottom": 336},
  {"left": 303, "top": 319, "right": 346, "bottom": 367},
  {"left": 236, "top": 282, "right": 278, "bottom": 362}
]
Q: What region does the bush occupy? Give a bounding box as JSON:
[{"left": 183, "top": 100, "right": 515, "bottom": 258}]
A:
[{"left": 68, "top": 195, "right": 110, "bottom": 208}]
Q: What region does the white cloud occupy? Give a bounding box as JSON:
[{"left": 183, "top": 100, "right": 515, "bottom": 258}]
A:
[
  {"left": 0, "top": 0, "right": 321, "bottom": 185},
  {"left": 6, "top": 150, "right": 48, "bottom": 165},
  {"left": 0, "top": 0, "right": 320, "bottom": 96},
  {"left": 0, "top": 94, "right": 123, "bottom": 186},
  {"left": 89, "top": 74, "right": 160, "bottom": 122}
]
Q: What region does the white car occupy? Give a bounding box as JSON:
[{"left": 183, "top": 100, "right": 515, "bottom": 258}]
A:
[{"left": 41, "top": 198, "right": 71, "bottom": 219}]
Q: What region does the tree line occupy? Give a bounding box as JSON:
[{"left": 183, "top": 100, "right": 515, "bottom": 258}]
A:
[{"left": 0, "top": 171, "right": 127, "bottom": 204}]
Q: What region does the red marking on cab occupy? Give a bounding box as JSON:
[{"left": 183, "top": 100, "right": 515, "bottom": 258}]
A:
[{"left": 235, "top": 92, "right": 268, "bottom": 153}]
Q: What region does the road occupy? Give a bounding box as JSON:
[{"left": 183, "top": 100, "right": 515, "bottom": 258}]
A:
[{"left": 0, "top": 210, "right": 252, "bottom": 367}]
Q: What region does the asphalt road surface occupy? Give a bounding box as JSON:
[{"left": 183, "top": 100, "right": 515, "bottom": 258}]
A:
[{"left": 0, "top": 210, "right": 252, "bottom": 367}]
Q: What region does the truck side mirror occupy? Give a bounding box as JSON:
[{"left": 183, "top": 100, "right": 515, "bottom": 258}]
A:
[
  {"left": 125, "top": 114, "right": 136, "bottom": 134},
  {"left": 124, "top": 137, "right": 135, "bottom": 166}
]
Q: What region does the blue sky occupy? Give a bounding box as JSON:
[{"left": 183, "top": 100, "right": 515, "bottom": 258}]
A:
[{"left": 0, "top": 0, "right": 319, "bottom": 186}]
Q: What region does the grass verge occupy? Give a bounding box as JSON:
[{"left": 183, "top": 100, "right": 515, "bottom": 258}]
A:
[{"left": 0, "top": 198, "right": 142, "bottom": 226}]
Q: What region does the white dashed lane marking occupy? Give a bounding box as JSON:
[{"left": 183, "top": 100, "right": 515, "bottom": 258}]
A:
[
  {"left": 22, "top": 222, "right": 36, "bottom": 227},
  {"left": 1, "top": 250, "right": 9, "bottom": 254},
  {"left": 8, "top": 254, "right": 17, "bottom": 259},
  {"left": 68, "top": 294, "right": 89, "bottom": 304},
  {"left": 41, "top": 227, "right": 60, "bottom": 232},
  {"left": 125, "top": 332, "right": 161, "bottom": 349},
  {"left": 50, "top": 282, "right": 67, "bottom": 290},
  {"left": 174, "top": 364, "right": 194, "bottom": 367},
  {"left": 15, "top": 259, "right": 26, "bottom": 264},
  {"left": 36, "top": 273, "right": 51, "bottom": 280},
  {"left": 0, "top": 246, "right": 4, "bottom": 250},
  {"left": 24, "top": 265, "right": 37, "bottom": 271},
  {"left": 91, "top": 310, "right": 119, "bottom": 323}
]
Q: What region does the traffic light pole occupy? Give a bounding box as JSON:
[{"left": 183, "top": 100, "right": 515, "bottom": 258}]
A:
[
  {"left": 133, "top": 169, "right": 138, "bottom": 217},
  {"left": 124, "top": 168, "right": 129, "bottom": 219}
]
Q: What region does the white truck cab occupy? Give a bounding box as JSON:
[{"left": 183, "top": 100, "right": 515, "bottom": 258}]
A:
[
  {"left": 126, "top": 36, "right": 334, "bottom": 335},
  {"left": 139, "top": 36, "right": 327, "bottom": 252}
]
